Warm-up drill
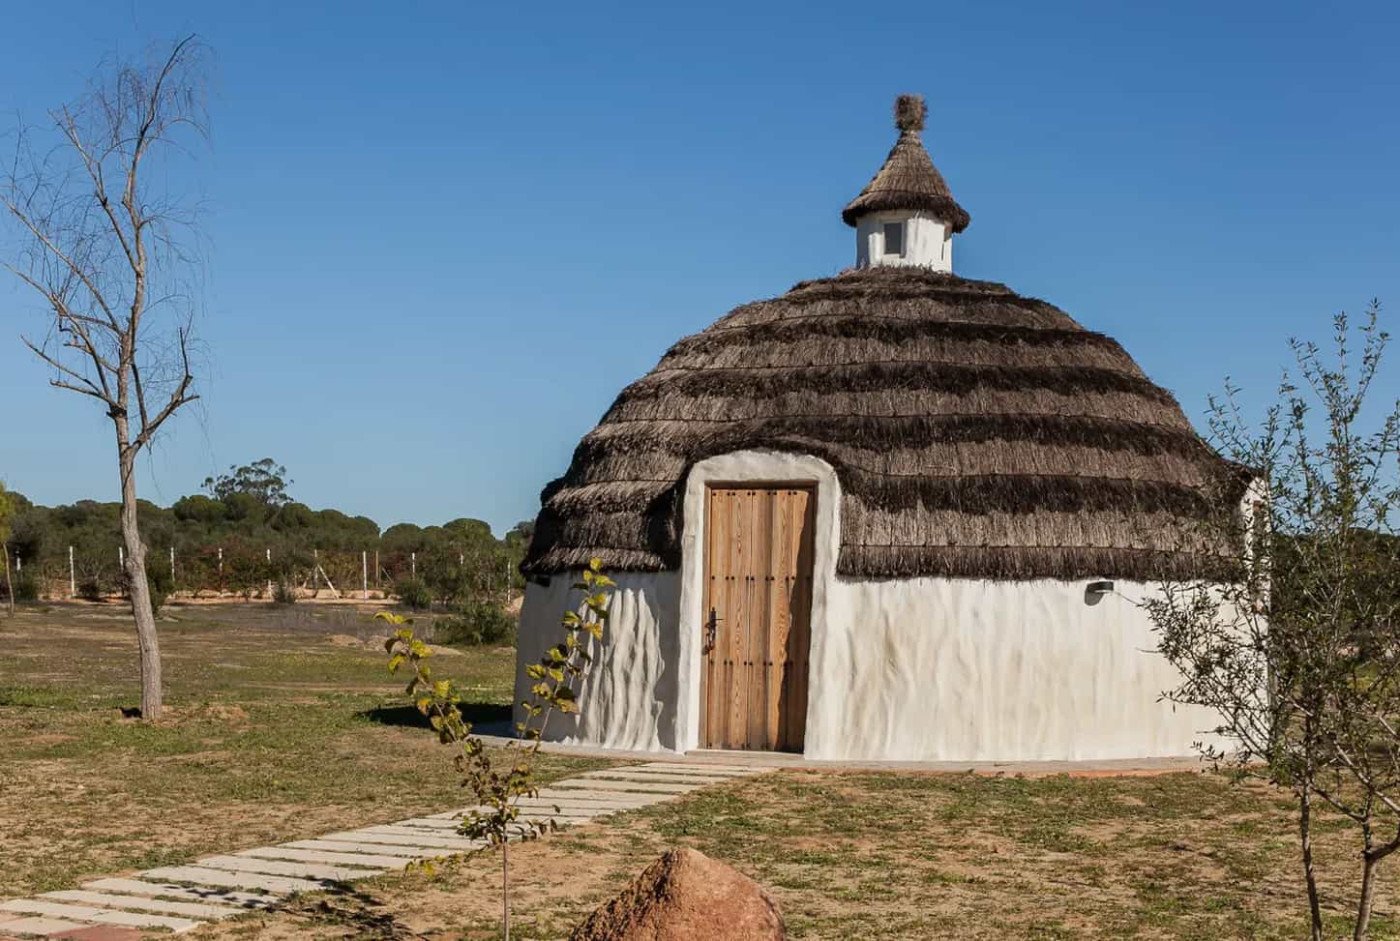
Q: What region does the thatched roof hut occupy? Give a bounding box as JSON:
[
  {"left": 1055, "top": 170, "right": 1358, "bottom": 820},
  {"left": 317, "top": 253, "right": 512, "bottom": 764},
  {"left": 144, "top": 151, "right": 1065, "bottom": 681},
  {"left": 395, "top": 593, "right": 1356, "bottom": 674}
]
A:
[
  {"left": 523, "top": 264, "right": 1238, "bottom": 582},
  {"left": 515, "top": 94, "right": 1235, "bottom": 762}
]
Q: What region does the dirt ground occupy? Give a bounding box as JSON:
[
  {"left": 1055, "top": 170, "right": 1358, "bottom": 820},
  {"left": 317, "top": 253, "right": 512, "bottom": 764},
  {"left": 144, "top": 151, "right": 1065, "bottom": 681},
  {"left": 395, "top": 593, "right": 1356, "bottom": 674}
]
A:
[{"left": 3, "top": 603, "right": 1398, "bottom": 939}]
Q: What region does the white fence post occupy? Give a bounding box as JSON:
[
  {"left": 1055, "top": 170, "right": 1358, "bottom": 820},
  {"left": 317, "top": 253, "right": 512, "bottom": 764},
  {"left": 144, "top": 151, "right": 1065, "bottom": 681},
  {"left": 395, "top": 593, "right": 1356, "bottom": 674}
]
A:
[
  {"left": 362, "top": 550, "right": 368, "bottom": 600},
  {"left": 68, "top": 545, "right": 75, "bottom": 598}
]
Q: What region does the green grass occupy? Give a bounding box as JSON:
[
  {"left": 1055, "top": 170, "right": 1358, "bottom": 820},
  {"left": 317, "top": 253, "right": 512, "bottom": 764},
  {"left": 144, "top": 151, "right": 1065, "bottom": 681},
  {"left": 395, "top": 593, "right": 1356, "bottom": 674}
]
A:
[
  {"left": 0, "top": 601, "right": 610, "bottom": 898},
  {"left": 204, "top": 767, "right": 1400, "bottom": 939},
  {"left": 7, "top": 602, "right": 1400, "bottom": 939}
]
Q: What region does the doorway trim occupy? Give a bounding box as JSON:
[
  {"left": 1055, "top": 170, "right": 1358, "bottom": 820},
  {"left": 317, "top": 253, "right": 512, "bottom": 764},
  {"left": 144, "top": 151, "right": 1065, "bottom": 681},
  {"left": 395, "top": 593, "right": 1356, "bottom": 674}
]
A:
[{"left": 675, "top": 450, "right": 841, "bottom": 754}]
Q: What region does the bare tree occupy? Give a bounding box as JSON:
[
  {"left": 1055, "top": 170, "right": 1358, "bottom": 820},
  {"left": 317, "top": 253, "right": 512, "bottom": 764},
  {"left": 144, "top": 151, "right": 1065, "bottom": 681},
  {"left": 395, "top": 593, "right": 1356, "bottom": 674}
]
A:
[
  {"left": 1147, "top": 304, "right": 1400, "bottom": 940},
  {"left": 2, "top": 36, "right": 209, "bottom": 720},
  {"left": 0, "top": 482, "right": 14, "bottom": 617}
]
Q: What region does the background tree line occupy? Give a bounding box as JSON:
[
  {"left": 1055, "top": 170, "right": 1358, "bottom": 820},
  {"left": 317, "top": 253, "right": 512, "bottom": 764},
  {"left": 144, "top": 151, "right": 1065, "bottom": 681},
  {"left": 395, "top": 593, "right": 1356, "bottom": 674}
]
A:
[{"left": 0, "top": 459, "right": 533, "bottom": 614}]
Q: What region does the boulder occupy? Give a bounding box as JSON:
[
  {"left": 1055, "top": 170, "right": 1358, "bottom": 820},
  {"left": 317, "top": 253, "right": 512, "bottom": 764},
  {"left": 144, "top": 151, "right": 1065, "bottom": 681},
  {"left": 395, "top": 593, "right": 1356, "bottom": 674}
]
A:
[{"left": 570, "top": 847, "right": 785, "bottom": 941}]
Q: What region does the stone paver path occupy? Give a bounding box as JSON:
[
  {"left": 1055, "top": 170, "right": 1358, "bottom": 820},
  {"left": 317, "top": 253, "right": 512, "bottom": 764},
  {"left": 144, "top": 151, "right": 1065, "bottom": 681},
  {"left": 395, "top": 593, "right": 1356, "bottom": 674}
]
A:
[{"left": 0, "top": 762, "right": 764, "bottom": 938}]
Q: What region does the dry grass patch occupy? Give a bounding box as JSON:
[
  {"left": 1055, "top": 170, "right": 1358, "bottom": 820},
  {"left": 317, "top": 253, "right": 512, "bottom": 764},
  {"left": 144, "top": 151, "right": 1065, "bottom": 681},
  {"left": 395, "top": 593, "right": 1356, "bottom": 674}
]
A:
[
  {"left": 194, "top": 770, "right": 1400, "bottom": 940},
  {"left": 0, "top": 603, "right": 611, "bottom": 898}
]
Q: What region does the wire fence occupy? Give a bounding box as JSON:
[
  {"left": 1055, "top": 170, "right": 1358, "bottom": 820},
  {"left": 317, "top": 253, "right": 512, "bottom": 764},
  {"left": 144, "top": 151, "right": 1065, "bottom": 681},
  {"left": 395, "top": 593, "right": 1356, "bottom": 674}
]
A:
[{"left": 1, "top": 542, "right": 522, "bottom": 605}]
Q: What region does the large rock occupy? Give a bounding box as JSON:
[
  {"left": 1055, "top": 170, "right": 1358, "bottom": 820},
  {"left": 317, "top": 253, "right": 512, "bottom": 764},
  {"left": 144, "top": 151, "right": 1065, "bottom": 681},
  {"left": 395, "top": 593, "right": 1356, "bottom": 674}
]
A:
[{"left": 570, "top": 848, "right": 785, "bottom": 941}]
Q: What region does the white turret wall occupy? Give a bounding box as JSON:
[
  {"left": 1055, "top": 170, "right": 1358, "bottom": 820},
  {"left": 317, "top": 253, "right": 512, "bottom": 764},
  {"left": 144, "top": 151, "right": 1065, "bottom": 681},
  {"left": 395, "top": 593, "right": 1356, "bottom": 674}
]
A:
[{"left": 855, "top": 211, "right": 952, "bottom": 271}]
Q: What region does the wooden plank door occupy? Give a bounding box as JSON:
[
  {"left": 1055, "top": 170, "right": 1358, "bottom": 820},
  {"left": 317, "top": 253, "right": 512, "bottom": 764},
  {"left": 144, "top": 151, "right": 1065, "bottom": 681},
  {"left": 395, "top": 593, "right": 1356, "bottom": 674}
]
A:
[{"left": 700, "top": 485, "right": 815, "bottom": 752}]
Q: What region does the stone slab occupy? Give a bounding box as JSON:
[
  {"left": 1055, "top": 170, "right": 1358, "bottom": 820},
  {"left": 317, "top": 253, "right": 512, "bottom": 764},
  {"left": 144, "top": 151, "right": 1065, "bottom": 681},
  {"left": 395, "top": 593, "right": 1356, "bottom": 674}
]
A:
[
  {"left": 194, "top": 855, "right": 379, "bottom": 881},
  {"left": 284, "top": 839, "right": 443, "bottom": 858},
  {"left": 80, "top": 879, "right": 270, "bottom": 909},
  {"left": 518, "top": 814, "right": 595, "bottom": 824},
  {"left": 521, "top": 791, "right": 662, "bottom": 804},
  {"left": 0, "top": 916, "right": 90, "bottom": 937},
  {"left": 351, "top": 827, "right": 483, "bottom": 849},
  {"left": 423, "top": 797, "right": 650, "bottom": 819},
  {"left": 637, "top": 763, "right": 761, "bottom": 775},
  {"left": 547, "top": 778, "right": 697, "bottom": 795},
  {"left": 422, "top": 807, "right": 583, "bottom": 821},
  {"left": 531, "top": 788, "right": 665, "bottom": 805},
  {"left": 522, "top": 804, "right": 647, "bottom": 817},
  {"left": 384, "top": 817, "right": 466, "bottom": 831},
  {"left": 584, "top": 770, "right": 732, "bottom": 784},
  {"left": 238, "top": 847, "right": 410, "bottom": 869},
  {"left": 0, "top": 901, "right": 198, "bottom": 932},
  {"left": 140, "top": 866, "right": 327, "bottom": 895},
  {"left": 40, "top": 891, "right": 240, "bottom": 920},
  {"left": 318, "top": 829, "right": 475, "bottom": 851}
]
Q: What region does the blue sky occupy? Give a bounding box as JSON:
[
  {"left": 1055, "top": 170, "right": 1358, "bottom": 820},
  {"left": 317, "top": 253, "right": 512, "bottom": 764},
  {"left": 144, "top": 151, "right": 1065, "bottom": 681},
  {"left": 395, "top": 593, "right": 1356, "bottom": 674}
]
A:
[{"left": 1, "top": 1, "right": 1397, "bottom": 535}]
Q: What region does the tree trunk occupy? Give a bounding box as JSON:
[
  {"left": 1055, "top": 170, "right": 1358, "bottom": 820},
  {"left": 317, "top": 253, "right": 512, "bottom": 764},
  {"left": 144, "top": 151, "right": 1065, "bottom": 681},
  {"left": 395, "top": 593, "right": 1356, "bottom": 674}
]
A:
[
  {"left": 1300, "top": 782, "right": 1324, "bottom": 941},
  {"left": 3, "top": 542, "right": 13, "bottom": 617},
  {"left": 502, "top": 840, "right": 510, "bottom": 941},
  {"left": 1355, "top": 853, "right": 1380, "bottom": 940},
  {"left": 117, "top": 440, "right": 162, "bottom": 721}
]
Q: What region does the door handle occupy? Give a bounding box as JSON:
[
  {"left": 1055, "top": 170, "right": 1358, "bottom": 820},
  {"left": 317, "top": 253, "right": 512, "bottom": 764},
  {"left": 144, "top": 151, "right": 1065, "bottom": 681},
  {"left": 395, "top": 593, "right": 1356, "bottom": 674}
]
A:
[{"left": 703, "top": 606, "right": 721, "bottom": 654}]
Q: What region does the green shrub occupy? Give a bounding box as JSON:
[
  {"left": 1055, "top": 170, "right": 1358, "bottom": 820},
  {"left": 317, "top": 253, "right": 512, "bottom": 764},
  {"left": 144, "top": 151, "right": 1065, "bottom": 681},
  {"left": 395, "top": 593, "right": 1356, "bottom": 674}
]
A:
[
  {"left": 435, "top": 597, "right": 516, "bottom": 647},
  {"left": 7, "top": 572, "right": 39, "bottom": 603},
  {"left": 393, "top": 576, "right": 432, "bottom": 610},
  {"left": 144, "top": 564, "right": 173, "bottom": 614},
  {"left": 77, "top": 573, "right": 105, "bottom": 602},
  {"left": 273, "top": 580, "right": 298, "bottom": 605}
]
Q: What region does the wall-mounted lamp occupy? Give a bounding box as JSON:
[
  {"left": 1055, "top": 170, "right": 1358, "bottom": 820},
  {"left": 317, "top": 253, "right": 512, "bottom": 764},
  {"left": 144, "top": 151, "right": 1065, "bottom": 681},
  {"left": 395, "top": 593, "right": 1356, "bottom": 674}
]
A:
[{"left": 1084, "top": 580, "right": 1115, "bottom": 606}]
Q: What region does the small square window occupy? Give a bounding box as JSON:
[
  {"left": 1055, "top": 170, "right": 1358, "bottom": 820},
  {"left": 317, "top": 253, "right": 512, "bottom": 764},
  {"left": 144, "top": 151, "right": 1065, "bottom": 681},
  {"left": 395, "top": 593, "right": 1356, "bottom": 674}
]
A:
[{"left": 883, "top": 222, "right": 905, "bottom": 256}]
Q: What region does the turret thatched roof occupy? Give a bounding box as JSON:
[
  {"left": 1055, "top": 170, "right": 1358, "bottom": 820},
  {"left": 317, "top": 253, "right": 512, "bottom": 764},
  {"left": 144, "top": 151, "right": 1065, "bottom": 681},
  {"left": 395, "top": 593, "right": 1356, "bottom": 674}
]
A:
[
  {"left": 841, "top": 94, "right": 971, "bottom": 231},
  {"left": 522, "top": 267, "right": 1244, "bottom": 581}
]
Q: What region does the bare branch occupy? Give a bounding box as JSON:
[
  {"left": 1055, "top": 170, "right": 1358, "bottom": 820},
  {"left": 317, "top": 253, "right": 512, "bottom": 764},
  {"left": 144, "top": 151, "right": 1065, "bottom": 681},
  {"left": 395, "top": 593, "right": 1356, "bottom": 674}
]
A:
[{"left": 20, "top": 336, "right": 114, "bottom": 407}]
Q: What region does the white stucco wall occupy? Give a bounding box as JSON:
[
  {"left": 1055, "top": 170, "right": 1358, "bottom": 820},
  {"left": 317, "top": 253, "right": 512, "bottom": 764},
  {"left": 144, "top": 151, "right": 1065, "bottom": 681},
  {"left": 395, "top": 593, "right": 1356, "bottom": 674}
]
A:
[
  {"left": 813, "top": 577, "right": 1225, "bottom": 760},
  {"left": 514, "top": 571, "right": 682, "bottom": 750},
  {"left": 516, "top": 447, "right": 1228, "bottom": 761},
  {"left": 855, "top": 210, "right": 952, "bottom": 271}
]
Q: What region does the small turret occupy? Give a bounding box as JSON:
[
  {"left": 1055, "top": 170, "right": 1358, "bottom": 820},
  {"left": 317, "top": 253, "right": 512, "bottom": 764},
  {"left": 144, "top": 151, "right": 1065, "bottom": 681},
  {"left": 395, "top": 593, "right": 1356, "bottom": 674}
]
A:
[{"left": 843, "top": 94, "right": 969, "bottom": 272}]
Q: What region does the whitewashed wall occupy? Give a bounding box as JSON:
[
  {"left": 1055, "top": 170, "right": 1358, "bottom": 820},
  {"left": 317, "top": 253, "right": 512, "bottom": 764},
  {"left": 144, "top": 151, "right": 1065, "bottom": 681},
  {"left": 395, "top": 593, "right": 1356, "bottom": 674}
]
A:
[
  {"left": 855, "top": 210, "right": 952, "bottom": 271},
  {"left": 514, "top": 571, "right": 682, "bottom": 750},
  {"left": 516, "top": 447, "right": 1227, "bottom": 761},
  {"left": 812, "top": 577, "right": 1226, "bottom": 760}
]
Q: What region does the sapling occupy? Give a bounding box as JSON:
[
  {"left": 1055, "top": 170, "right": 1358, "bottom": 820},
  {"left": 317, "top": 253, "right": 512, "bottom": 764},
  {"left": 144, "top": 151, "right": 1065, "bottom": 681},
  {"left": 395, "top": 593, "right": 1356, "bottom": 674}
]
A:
[
  {"left": 1148, "top": 305, "right": 1400, "bottom": 940},
  {"left": 380, "top": 556, "right": 614, "bottom": 939}
]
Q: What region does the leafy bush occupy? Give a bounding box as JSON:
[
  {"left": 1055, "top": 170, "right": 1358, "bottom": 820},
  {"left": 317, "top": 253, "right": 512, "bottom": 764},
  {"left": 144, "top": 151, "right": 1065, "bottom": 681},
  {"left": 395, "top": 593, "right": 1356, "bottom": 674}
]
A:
[
  {"left": 6, "top": 572, "right": 39, "bottom": 603},
  {"left": 77, "top": 573, "right": 105, "bottom": 602},
  {"left": 435, "top": 598, "right": 516, "bottom": 647},
  {"left": 145, "top": 564, "right": 173, "bottom": 615},
  {"left": 393, "top": 576, "right": 432, "bottom": 610},
  {"left": 273, "top": 580, "right": 298, "bottom": 605}
]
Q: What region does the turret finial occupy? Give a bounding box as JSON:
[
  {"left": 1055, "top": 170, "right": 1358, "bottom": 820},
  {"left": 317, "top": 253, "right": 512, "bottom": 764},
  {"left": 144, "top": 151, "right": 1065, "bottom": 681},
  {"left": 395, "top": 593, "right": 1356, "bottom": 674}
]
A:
[{"left": 894, "top": 94, "right": 926, "bottom": 134}]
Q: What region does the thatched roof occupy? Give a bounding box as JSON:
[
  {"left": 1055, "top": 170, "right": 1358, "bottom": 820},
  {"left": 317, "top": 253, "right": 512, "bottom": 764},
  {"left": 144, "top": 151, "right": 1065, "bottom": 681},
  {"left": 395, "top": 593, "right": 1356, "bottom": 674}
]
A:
[
  {"left": 842, "top": 95, "right": 971, "bottom": 231},
  {"left": 522, "top": 266, "right": 1243, "bottom": 581}
]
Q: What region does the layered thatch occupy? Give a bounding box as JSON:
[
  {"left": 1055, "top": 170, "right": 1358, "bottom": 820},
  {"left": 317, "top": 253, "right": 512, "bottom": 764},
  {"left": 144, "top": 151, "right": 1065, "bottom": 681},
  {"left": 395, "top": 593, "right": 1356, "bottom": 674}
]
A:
[
  {"left": 523, "top": 266, "right": 1243, "bottom": 581},
  {"left": 841, "top": 94, "right": 971, "bottom": 231}
]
